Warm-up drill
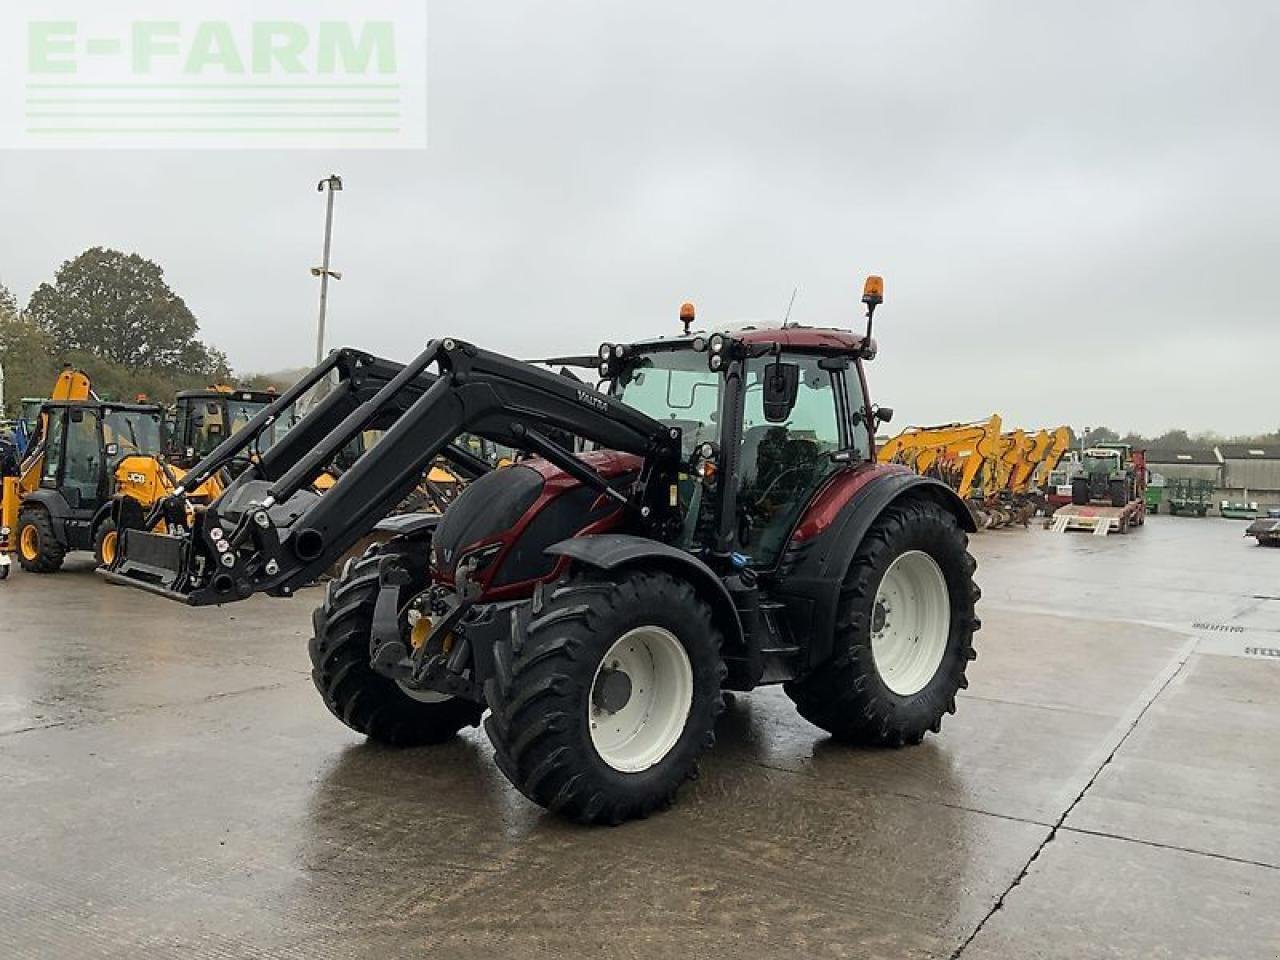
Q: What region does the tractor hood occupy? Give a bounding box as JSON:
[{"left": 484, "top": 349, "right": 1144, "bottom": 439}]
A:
[{"left": 431, "top": 452, "right": 639, "bottom": 597}]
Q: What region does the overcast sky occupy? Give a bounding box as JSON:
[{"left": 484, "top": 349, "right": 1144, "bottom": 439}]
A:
[{"left": 4, "top": 1, "right": 1278, "bottom": 435}]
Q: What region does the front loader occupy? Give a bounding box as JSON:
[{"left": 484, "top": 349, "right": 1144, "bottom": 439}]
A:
[{"left": 107, "top": 277, "right": 981, "bottom": 824}]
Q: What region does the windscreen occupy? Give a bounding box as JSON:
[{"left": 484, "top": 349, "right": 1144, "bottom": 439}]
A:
[
  {"left": 180, "top": 396, "right": 296, "bottom": 459},
  {"left": 103, "top": 409, "right": 164, "bottom": 468},
  {"left": 616, "top": 351, "right": 720, "bottom": 457}
]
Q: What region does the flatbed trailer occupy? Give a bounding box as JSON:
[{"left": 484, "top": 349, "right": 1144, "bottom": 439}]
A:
[{"left": 1048, "top": 499, "right": 1146, "bottom": 535}]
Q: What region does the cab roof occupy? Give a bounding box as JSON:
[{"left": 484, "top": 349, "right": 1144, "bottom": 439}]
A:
[
  {"left": 542, "top": 325, "right": 873, "bottom": 368},
  {"left": 38, "top": 400, "right": 163, "bottom": 414},
  {"left": 735, "top": 326, "right": 870, "bottom": 353},
  {"left": 176, "top": 388, "right": 275, "bottom": 401}
]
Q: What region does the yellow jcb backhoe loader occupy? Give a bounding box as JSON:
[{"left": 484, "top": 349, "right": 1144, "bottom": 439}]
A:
[{"left": 2, "top": 371, "right": 221, "bottom": 575}]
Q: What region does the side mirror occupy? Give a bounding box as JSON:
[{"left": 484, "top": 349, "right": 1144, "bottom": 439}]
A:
[
  {"left": 762, "top": 362, "right": 800, "bottom": 423},
  {"left": 104, "top": 442, "right": 119, "bottom": 457},
  {"left": 874, "top": 405, "right": 894, "bottom": 425}
]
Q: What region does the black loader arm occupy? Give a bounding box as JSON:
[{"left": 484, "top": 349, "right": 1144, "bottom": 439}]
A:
[{"left": 106, "top": 338, "right": 682, "bottom": 605}]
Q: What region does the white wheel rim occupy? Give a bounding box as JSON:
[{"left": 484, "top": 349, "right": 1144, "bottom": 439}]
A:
[
  {"left": 396, "top": 681, "right": 452, "bottom": 704},
  {"left": 870, "top": 550, "right": 952, "bottom": 696},
  {"left": 588, "top": 626, "right": 693, "bottom": 773}
]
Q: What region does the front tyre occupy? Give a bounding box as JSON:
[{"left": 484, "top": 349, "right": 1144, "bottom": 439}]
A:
[
  {"left": 1109, "top": 478, "right": 1128, "bottom": 507},
  {"left": 93, "top": 519, "right": 119, "bottom": 568},
  {"left": 785, "top": 498, "right": 980, "bottom": 746},
  {"left": 308, "top": 545, "right": 484, "bottom": 747},
  {"left": 484, "top": 569, "right": 725, "bottom": 824}
]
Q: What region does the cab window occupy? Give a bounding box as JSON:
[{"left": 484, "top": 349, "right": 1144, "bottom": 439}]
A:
[
  {"left": 737, "top": 356, "right": 844, "bottom": 566},
  {"left": 616, "top": 351, "right": 721, "bottom": 458},
  {"left": 40, "top": 410, "right": 65, "bottom": 486}
]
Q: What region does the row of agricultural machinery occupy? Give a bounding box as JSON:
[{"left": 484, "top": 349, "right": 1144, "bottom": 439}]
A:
[
  {"left": 0, "top": 371, "right": 269, "bottom": 578},
  {"left": 0, "top": 369, "right": 479, "bottom": 578},
  {"left": 876, "top": 416, "right": 1073, "bottom": 529}
]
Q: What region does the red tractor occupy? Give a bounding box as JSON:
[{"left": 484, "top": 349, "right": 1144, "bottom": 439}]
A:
[{"left": 108, "top": 277, "right": 980, "bottom": 824}]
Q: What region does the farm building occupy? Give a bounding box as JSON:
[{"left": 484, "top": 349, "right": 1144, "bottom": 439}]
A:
[
  {"left": 1218, "top": 444, "right": 1280, "bottom": 504},
  {"left": 1145, "top": 448, "right": 1223, "bottom": 484}
]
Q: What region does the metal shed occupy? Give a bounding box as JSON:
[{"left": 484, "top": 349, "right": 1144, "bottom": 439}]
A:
[
  {"left": 1218, "top": 444, "right": 1280, "bottom": 496},
  {"left": 1145, "top": 448, "right": 1223, "bottom": 484}
]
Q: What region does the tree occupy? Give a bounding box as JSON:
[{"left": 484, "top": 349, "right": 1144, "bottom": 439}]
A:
[
  {"left": 1083, "top": 426, "right": 1119, "bottom": 445},
  {"left": 0, "top": 314, "right": 62, "bottom": 413},
  {"left": 25, "top": 247, "right": 225, "bottom": 376},
  {"left": 241, "top": 367, "right": 309, "bottom": 392},
  {"left": 0, "top": 278, "right": 16, "bottom": 317},
  {"left": 1151, "top": 428, "right": 1193, "bottom": 449}
]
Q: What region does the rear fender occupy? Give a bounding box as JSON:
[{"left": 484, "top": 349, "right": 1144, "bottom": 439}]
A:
[
  {"left": 19, "top": 489, "right": 72, "bottom": 545},
  {"left": 776, "top": 470, "right": 975, "bottom": 670},
  {"left": 545, "top": 534, "right": 744, "bottom": 651}
]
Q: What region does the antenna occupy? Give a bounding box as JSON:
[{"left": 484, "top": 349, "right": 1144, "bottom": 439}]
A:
[{"left": 782, "top": 287, "right": 798, "bottom": 327}]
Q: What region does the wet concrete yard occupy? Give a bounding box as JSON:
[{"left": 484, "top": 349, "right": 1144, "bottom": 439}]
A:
[{"left": 2, "top": 517, "right": 1278, "bottom": 958}]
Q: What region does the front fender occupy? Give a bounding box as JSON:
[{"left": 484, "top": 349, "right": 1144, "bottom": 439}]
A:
[
  {"left": 545, "top": 534, "right": 744, "bottom": 650},
  {"left": 17, "top": 489, "right": 74, "bottom": 549},
  {"left": 372, "top": 512, "right": 442, "bottom": 540},
  {"left": 778, "top": 471, "right": 975, "bottom": 670}
]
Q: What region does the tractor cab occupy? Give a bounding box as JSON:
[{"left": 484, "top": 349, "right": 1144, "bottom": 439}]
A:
[
  {"left": 595, "top": 321, "right": 881, "bottom": 568},
  {"left": 171, "top": 387, "right": 294, "bottom": 468},
  {"left": 1082, "top": 447, "right": 1123, "bottom": 476}
]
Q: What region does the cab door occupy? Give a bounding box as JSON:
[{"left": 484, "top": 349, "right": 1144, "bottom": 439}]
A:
[
  {"left": 60, "top": 407, "right": 104, "bottom": 513},
  {"left": 736, "top": 354, "right": 847, "bottom": 566},
  {"left": 38, "top": 407, "right": 67, "bottom": 491}
]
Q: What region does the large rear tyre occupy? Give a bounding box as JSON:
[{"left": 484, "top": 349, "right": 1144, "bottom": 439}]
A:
[
  {"left": 308, "top": 544, "right": 483, "bottom": 746},
  {"left": 484, "top": 569, "right": 725, "bottom": 824},
  {"left": 16, "top": 506, "right": 65, "bottom": 573},
  {"left": 785, "top": 498, "right": 980, "bottom": 746},
  {"left": 1071, "top": 477, "right": 1090, "bottom": 506}
]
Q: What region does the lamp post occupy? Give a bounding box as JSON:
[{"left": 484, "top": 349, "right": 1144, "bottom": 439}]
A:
[{"left": 312, "top": 174, "right": 344, "bottom": 365}]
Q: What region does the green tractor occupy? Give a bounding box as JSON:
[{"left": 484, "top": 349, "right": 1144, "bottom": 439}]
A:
[{"left": 1071, "top": 443, "right": 1136, "bottom": 508}]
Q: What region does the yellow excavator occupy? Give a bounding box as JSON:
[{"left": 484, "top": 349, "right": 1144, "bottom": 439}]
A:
[
  {"left": 1, "top": 369, "right": 221, "bottom": 575},
  {"left": 878, "top": 416, "right": 1071, "bottom": 529}
]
